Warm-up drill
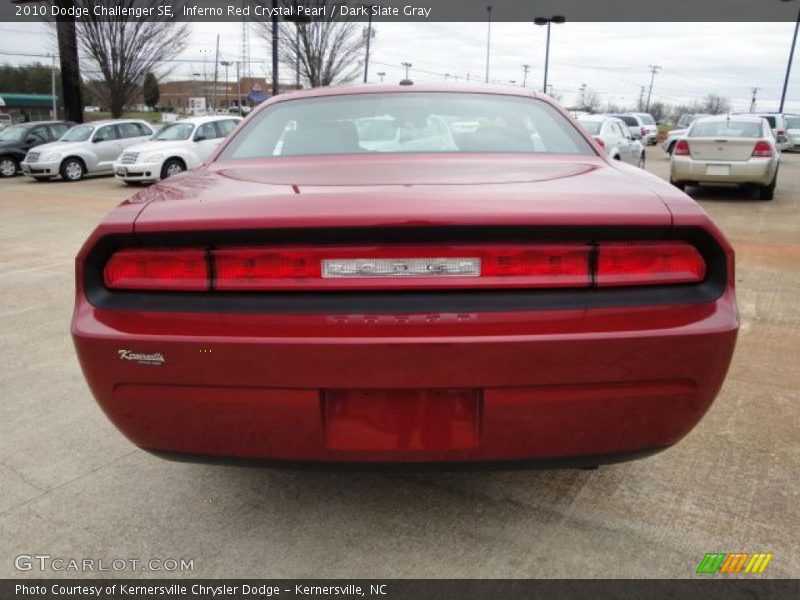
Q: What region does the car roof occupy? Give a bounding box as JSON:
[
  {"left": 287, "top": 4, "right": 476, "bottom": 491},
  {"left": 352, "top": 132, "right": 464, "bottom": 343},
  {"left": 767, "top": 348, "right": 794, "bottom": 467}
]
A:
[
  {"left": 172, "top": 115, "right": 243, "bottom": 125},
  {"left": 79, "top": 119, "right": 151, "bottom": 127}
]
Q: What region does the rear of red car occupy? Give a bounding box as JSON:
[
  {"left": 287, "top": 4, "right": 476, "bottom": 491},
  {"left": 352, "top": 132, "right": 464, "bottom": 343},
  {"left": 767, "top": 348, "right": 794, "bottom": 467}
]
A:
[{"left": 71, "top": 87, "right": 738, "bottom": 465}]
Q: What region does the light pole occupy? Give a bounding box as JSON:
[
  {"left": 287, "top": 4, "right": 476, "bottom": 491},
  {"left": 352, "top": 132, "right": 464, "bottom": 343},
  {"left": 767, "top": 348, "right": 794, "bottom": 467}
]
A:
[
  {"left": 401, "top": 62, "right": 412, "bottom": 81},
  {"left": 780, "top": 0, "right": 800, "bottom": 113},
  {"left": 220, "top": 61, "right": 232, "bottom": 108},
  {"left": 377, "top": 71, "right": 386, "bottom": 83},
  {"left": 522, "top": 64, "right": 530, "bottom": 88},
  {"left": 534, "top": 15, "right": 565, "bottom": 94}
]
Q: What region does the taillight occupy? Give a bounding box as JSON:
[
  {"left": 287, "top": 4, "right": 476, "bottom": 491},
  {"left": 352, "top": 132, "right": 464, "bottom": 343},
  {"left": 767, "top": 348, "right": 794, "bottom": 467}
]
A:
[
  {"left": 213, "top": 244, "right": 592, "bottom": 290},
  {"left": 641, "top": 126, "right": 647, "bottom": 137},
  {"left": 673, "top": 140, "right": 690, "bottom": 156},
  {"left": 596, "top": 242, "right": 706, "bottom": 287},
  {"left": 102, "top": 242, "right": 707, "bottom": 291},
  {"left": 103, "top": 248, "right": 207, "bottom": 290},
  {"left": 593, "top": 136, "right": 605, "bottom": 149},
  {"left": 752, "top": 141, "right": 774, "bottom": 158}
]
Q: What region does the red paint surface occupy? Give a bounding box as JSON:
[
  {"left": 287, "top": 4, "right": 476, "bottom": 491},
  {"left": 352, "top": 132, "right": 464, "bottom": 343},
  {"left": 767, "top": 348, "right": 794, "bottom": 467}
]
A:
[{"left": 71, "top": 85, "right": 739, "bottom": 463}]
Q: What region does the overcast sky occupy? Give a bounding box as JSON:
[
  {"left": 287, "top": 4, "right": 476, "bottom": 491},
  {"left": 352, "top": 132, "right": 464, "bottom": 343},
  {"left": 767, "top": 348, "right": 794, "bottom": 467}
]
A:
[{"left": 1, "top": 20, "right": 799, "bottom": 112}]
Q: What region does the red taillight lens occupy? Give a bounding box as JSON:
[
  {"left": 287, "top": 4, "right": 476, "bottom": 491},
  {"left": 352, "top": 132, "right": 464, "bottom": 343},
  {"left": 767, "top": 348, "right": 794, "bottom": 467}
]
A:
[
  {"left": 213, "top": 244, "right": 592, "bottom": 290},
  {"left": 752, "top": 141, "right": 774, "bottom": 158},
  {"left": 594, "top": 136, "right": 606, "bottom": 149},
  {"left": 641, "top": 126, "right": 647, "bottom": 136},
  {"left": 103, "top": 248, "right": 208, "bottom": 290},
  {"left": 674, "top": 140, "right": 690, "bottom": 156},
  {"left": 596, "top": 242, "right": 706, "bottom": 287},
  {"left": 102, "top": 242, "right": 706, "bottom": 291}
]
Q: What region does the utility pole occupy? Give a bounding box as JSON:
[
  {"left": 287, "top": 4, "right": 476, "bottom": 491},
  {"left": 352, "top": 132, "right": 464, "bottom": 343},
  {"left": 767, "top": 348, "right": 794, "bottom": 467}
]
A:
[
  {"left": 780, "top": 6, "right": 800, "bottom": 113},
  {"left": 271, "top": 0, "right": 279, "bottom": 96},
  {"left": 221, "top": 61, "right": 232, "bottom": 108},
  {"left": 236, "top": 61, "right": 242, "bottom": 113},
  {"left": 646, "top": 64, "right": 661, "bottom": 112},
  {"left": 50, "top": 53, "right": 57, "bottom": 119},
  {"left": 750, "top": 87, "right": 760, "bottom": 112},
  {"left": 401, "top": 62, "right": 412, "bottom": 80},
  {"left": 485, "top": 5, "right": 492, "bottom": 83},
  {"left": 638, "top": 86, "right": 646, "bottom": 111},
  {"left": 522, "top": 64, "right": 530, "bottom": 88},
  {"left": 363, "top": 5, "right": 375, "bottom": 83},
  {"left": 377, "top": 71, "right": 385, "bottom": 83},
  {"left": 212, "top": 34, "right": 220, "bottom": 110}
]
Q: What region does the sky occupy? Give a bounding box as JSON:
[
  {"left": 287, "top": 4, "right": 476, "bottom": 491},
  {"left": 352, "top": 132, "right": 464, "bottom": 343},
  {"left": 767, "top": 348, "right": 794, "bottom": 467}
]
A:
[{"left": 1, "top": 20, "right": 799, "bottom": 113}]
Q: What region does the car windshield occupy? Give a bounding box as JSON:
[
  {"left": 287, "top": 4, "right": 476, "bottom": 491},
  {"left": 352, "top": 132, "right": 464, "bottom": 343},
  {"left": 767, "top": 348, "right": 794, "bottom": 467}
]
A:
[
  {"left": 154, "top": 122, "right": 195, "bottom": 141},
  {"left": 61, "top": 125, "right": 94, "bottom": 142},
  {"left": 690, "top": 120, "right": 763, "bottom": 138},
  {"left": 578, "top": 120, "right": 602, "bottom": 135},
  {"left": 219, "top": 93, "right": 595, "bottom": 159},
  {"left": 0, "top": 124, "right": 27, "bottom": 141}
]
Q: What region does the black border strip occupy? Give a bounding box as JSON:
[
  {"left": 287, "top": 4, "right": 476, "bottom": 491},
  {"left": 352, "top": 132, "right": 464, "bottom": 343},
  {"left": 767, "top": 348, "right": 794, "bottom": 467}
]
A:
[{"left": 83, "top": 225, "right": 727, "bottom": 314}]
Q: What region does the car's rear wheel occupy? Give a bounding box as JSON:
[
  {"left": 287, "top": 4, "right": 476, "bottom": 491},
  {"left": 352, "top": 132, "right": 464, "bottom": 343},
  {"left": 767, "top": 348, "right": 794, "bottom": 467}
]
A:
[
  {"left": 638, "top": 151, "right": 646, "bottom": 169},
  {"left": 160, "top": 158, "right": 185, "bottom": 179},
  {"left": 0, "top": 156, "right": 18, "bottom": 177},
  {"left": 758, "top": 172, "right": 777, "bottom": 201},
  {"left": 60, "top": 158, "right": 85, "bottom": 182}
]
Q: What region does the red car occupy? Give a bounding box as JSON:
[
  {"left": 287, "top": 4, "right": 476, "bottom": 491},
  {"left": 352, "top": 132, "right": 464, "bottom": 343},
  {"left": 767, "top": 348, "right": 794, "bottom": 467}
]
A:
[{"left": 72, "top": 85, "right": 738, "bottom": 466}]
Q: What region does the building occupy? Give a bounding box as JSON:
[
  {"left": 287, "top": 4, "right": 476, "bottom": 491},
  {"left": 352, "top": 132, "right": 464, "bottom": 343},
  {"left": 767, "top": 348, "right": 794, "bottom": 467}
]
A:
[
  {"left": 0, "top": 93, "right": 58, "bottom": 121},
  {"left": 145, "top": 78, "right": 300, "bottom": 113}
]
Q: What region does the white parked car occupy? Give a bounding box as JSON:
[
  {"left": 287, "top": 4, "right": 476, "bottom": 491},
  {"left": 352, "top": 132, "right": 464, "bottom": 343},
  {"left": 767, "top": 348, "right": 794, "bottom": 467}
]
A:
[
  {"left": 732, "top": 112, "right": 793, "bottom": 151},
  {"left": 578, "top": 115, "right": 646, "bottom": 168},
  {"left": 783, "top": 114, "right": 800, "bottom": 151},
  {"left": 670, "top": 115, "right": 780, "bottom": 200},
  {"left": 21, "top": 119, "right": 154, "bottom": 182},
  {"left": 113, "top": 115, "right": 241, "bottom": 184},
  {"left": 610, "top": 113, "right": 658, "bottom": 145}
]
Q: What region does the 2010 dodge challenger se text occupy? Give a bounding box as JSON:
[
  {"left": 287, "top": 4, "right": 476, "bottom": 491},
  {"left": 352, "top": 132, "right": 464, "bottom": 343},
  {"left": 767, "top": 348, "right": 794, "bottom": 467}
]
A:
[{"left": 71, "top": 85, "right": 739, "bottom": 466}]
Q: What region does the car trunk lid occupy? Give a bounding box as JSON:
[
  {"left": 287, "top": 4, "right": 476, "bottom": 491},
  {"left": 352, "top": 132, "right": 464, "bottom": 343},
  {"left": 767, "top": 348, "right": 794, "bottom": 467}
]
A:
[{"left": 686, "top": 138, "right": 762, "bottom": 162}]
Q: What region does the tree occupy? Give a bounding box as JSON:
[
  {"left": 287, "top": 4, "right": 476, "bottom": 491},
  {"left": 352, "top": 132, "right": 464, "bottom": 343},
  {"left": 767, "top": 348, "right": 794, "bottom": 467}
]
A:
[
  {"left": 69, "top": 1, "right": 188, "bottom": 116},
  {"left": 0, "top": 63, "right": 61, "bottom": 95},
  {"left": 256, "top": 1, "right": 369, "bottom": 88},
  {"left": 143, "top": 72, "right": 160, "bottom": 111},
  {"left": 576, "top": 86, "right": 601, "bottom": 113},
  {"left": 702, "top": 93, "right": 731, "bottom": 115}
]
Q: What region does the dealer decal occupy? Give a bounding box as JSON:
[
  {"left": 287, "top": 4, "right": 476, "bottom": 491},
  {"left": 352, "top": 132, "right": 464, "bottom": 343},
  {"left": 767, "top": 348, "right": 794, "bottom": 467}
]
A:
[{"left": 118, "top": 350, "right": 165, "bottom": 366}]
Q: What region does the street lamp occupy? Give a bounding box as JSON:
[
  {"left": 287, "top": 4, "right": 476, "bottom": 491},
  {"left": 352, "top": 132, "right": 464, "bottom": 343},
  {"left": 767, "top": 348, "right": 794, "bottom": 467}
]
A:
[
  {"left": 363, "top": 4, "right": 377, "bottom": 83},
  {"left": 533, "top": 15, "right": 566, "bottom": 94},
  {"left": 780, "top": 0, "right": 799, "bottom": 113},
  {"left": 377, "top": 71, "right": 386, "bottom": 83},
  {"left": 401, "top": 62, "right": 413, "bottom": 80},
  {"left": 220, "top": 61, "right": 232, "bottom": 108}
]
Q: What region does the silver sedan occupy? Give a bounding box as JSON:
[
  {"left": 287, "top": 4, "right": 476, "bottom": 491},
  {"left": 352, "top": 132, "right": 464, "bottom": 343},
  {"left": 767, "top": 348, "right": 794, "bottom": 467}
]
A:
[{"left": 670, "top": 115, "right": 780, "bottom": 200}]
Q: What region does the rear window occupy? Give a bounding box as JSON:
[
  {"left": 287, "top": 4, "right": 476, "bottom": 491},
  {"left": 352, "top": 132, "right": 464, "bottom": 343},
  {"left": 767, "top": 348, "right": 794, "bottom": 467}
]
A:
[
  {"left": 638, "top": 114, "right": 656, "bottom": 125},
  {"left": 613, "top": 115, "right": 639, "bottom": 127},
  {"left": 689, "top": 121, "right": 763, "bottom": 138},
  {"left": 578, "top": 120, "right": 602, "bottom": 135},
  {"left": 785, "top": 115, "right": 800, "bottom": 129},
  {"left": 219, "top": 93, "right": 596, "bottom": 159}
]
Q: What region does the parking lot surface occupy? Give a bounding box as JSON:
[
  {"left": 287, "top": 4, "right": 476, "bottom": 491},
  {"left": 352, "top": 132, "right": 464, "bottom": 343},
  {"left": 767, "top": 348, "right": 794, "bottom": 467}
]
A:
[{"left": 1, "top": 150, "right": 798, "bottom": 578}]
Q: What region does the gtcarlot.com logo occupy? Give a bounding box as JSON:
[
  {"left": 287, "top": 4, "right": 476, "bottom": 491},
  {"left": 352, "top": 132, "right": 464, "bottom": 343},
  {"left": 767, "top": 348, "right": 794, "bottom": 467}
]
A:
[
  {"left": 15, "top": 554, "right": 195, "bottom": 573},
  {"left": 696, "top": 552, "right": 773, "bottom": 574}
]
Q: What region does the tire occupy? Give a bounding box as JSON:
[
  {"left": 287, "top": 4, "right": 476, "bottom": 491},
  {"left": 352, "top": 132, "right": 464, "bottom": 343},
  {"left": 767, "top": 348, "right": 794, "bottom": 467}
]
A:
[
  {"left": 612, "top": 155, "right": 621, "bottom": 161},
  {"left": 0, "top": 155, "right": 18, "bottom": 178},
  {"left": 160, "top": 158, "right": 185, "bottom": 180},
  {"left": 670, "top": 177, "right": 686, "bottom": 191},
  {"left": 60, "top": 157, "right": 85, "bottom": 182},
  {"left": 758, "top": 173, "right": 777, "bottom": 201},
  {"left": 638, "top": 151, "right": 646, "bottom": 169}
]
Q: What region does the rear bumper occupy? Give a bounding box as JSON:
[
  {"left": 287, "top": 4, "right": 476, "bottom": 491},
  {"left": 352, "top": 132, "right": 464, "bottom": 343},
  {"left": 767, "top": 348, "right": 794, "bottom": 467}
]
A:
[
  {"left": 72, "top": 292, "right": 738, "bottom": 464},
  {"left": 671, "top": 156, "right": 777, "bottom": 185}
]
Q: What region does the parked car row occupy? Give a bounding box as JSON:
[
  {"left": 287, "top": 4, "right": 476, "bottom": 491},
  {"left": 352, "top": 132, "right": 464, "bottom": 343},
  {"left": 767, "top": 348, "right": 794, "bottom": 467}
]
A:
[{"left": 0, "top": 115, "right": 242, "bottom": 183}]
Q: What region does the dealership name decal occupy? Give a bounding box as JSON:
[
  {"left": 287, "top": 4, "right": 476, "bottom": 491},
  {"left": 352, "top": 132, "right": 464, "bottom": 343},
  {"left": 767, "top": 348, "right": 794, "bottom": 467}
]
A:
[{"left": 118, "top": 350, "right": 165, "bottom": 366}]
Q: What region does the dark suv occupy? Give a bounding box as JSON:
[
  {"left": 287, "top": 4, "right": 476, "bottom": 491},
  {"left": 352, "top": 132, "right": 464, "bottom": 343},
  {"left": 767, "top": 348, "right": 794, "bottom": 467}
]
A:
[{"left": 0, "top": 121, "right": 75, "bottom": 177}]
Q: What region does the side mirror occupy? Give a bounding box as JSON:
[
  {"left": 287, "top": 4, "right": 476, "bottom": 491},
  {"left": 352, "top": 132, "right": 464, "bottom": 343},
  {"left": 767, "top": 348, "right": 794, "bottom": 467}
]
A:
[
  {"left": 194, "top": 135, "right": 206, "bottom": 142},
  {"left": 25, "top": 136, "right": 38, "bottom": 144},
  {"left": 92, "top": 137, "right": 104, "bottom": 143}
]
